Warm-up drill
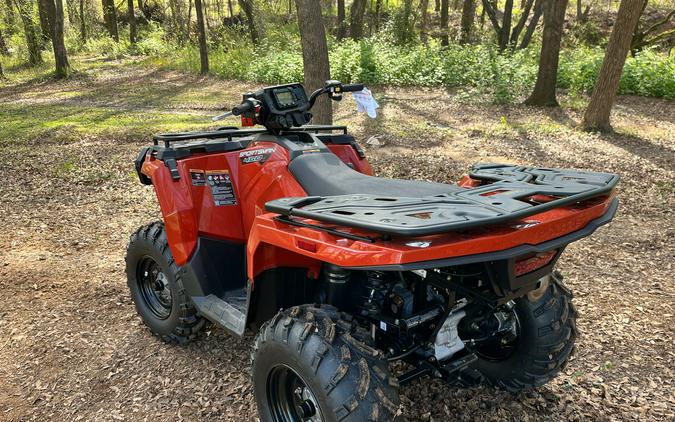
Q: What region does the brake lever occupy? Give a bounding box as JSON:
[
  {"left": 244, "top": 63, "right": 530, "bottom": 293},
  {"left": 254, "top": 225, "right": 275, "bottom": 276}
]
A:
[{"left": 212, "top": 111, "right": 234, "bottom": 122}]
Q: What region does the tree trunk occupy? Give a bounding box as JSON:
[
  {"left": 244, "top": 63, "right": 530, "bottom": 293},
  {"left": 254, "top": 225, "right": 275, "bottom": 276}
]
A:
[
  {"left": 227, "top": 0, "right": 233, "bottom": 17},
  {"left": 102, "top": 0, "right": 119, "bottom": 41},
  {"left": 519, "top": 0, "right": 542, "bottom": 49},
  {"left": 440, "top": 0, "right": 449, "bottom": 45},
  {"left": 0, "top": 26, "right": 9, "bottom": 55},
  {"left": 295, "top": 0, "right": 332, "bottom": 124},
  {"left": 336, "top": 0, "right": 346, "bottom": 39},
  {"left": 65, "top": 0, "right": 77, "bottom": 25},
  {"left": 499, "top": 0, "right": 513, "bottom": 51},
  {"left": 37, "top": 0, "right": 53, "bottom": 42},
  {"left": 127, "top": 0, "right": 137, "bottom": 43},
  {"left": 14, "top": 0, "right": 43, "bottom": 65},
  {"left": 420, "top": 0, "right": 429, "bottom": 43},
  {"left": 238, "top": 0, "right": 264, "bottom": 44},
  {"left": 48, "top": 0, "right": 69, "bottom": 78},
  {"left": 459, "top": 0, "right": 475, "bottom": 44},
  {"left": 374, "top": 0, "right": 382, "bottom": 30},
  {"left": 583, "top": 0, "right": 646, "bottom": 131},
  {"left": 510, "top": 0, "right": 533, "bottom": 46},
  {"left": 435, "top": 0, "right": 440, "bottom": 13},
  {"left": 79, "top": 0, "right": 86, "bottom": 41},
  {"left": 349, "top": 0, "right": 367, "bottom": 39},
  {"left": 195, "top": 0, "right": 209, "bottom": 73},
  {"left": 524, "top": 0, "right": 568, "bottom": 106}
]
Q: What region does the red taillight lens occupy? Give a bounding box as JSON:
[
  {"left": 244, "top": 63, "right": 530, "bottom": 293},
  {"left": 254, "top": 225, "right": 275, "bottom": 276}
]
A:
[
  {"left": 514, "top": 251, "right": 557, "bottom": 277},
  {"left": 297, "top": 240, "right": 317, "bottom": 253}
]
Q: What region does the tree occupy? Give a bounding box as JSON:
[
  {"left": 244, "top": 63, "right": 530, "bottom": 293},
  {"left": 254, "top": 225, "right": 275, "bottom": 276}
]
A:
[
  {"left": 420, "top": 0, "right": 430, "bottom": 43},
  {"left": 295, "top": 0, "right": 332, "bottom": 124},
  {"left": 631, "top": 6, "right": 675, "bottom": 55},
  {"left": 78, "top": 0, "right": 86, "bottom": 41},
  {"left": 524, "top": 0, "right": 568, "bottom": 106},
  {"left": 13, "top": 0, "right": 43, "bottom": 65},
  {"left": 101, "top": 0, "right": 119, "bottom": 41},
  {"left": 336, "top": 0, "right": 346, "bottom": 39},
  {"left": 238, "top": 0, "right": 264, "bottom": 44},
  {"left": 349, "top": 0, "right": 367, "bottom": 39},
  {"left": 440, "top": 0, "right": 449, "bottom": 45},
  {"left": 37, "top": 0, "right": 53, "bottom": 43},
  {"left": 576, "top": 0, "right": 590, "bottom": 22},
  {"left": 519, "top": 0, "right": 542, "bottom": 49},
  {"left": 0, "top": 25, "right": 9, "bottom": 55},
  {"left": 482, "top": 0, "right": 541, "bottom": 50},
  {"left": 127, "top": 0, "right": 137, "bottom": 44},
  {"left": 459, "top": 0, "right": 475, "bottom": 44},
  {"left": 583, "top": 0, "right": 647, "bottom": 131},
  {"left": 45, "top": 0, "right": 69, "bottom": 78},
  {"left": 195, "top": 0, "right": 208, "bottom": 73}
]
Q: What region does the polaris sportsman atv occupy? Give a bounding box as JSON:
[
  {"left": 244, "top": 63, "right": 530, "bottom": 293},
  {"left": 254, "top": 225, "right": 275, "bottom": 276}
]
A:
[{"left": 127, "top": 81, "right": 619, "bottom": 421}]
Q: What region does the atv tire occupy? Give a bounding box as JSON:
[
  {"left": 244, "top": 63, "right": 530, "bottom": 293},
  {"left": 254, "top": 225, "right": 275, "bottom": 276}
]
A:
[
  {"left": 471, "top": 276, "right": 577, "bottom": 392},
  {"left": 252, "top": 304, "right": 401, "bottom": 422},
  {"left": 126, "top": 222, "right": 205, "bottom": 344}
]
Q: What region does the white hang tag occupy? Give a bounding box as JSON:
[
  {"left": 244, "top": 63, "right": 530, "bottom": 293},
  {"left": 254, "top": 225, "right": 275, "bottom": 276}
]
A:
[{"left": 351, "top": 88, "right": 379, "bottom": 118}]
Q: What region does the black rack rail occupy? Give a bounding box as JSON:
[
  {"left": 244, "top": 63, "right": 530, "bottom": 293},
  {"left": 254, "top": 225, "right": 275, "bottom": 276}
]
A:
[{"left": 265, "top": 164, "right": 619, "bottom": 237}]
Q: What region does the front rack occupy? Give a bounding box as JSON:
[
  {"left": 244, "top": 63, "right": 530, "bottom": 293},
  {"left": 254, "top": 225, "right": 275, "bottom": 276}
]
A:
[
  {"left": 152, "top": 125, "right": 348, "bottom": 148},
  {"left": 265, "top": 164, "right": 619, "bottom": 237}
]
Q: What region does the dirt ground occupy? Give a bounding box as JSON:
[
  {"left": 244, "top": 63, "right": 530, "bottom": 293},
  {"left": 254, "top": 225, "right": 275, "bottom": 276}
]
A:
[{"left": 0, "top": 63, "right": 673, "bottom": 421}]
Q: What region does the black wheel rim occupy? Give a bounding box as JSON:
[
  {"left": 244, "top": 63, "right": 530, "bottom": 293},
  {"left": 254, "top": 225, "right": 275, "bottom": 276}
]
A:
[
  {"left": 469, "top": 305, "right": 522, "bottom": 361},
  {"left": 137, "top": 256, "right": 172, "bottom": 319},
  {"left": 267, "top": 364, "right": 323, "bottom": 422}
]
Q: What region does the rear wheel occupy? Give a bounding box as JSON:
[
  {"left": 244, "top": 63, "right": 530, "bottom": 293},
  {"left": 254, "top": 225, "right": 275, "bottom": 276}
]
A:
[
  {"left": 252, "top": 305, "right": 401, "bottom": 422},
  {"left": 126, "top": 222, "right": 205, "bottom": 343},
  {"left": 466, "top": 276, "right": 577, "bottom": 392}
]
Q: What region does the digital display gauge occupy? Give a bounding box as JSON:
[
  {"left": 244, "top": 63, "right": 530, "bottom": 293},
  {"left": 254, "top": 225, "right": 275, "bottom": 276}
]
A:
[{"left": 273, "top": 88, "right": 296, "bottom": 109}]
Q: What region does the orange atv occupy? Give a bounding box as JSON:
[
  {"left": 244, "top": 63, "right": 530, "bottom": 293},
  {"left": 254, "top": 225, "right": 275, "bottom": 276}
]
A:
[{"left": 128, "top": 81, "right": 618, "bottom": 421}]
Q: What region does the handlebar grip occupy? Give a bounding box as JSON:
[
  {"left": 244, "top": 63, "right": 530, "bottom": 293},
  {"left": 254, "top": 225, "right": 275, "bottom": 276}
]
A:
[
  {"left": 342, "top": 83, "right": 364, "bottom": 93},
  {"left": 232, "top": 100, "right": 254, "bottom": 116}
]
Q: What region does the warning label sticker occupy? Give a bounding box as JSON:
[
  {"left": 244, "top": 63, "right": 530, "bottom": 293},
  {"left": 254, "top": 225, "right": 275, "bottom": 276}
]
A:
[
  {"left": 239, "top": 147, "right": 276, "bottom": 164},
  {"left": 206, "top": 170, "right": 237, "bottom": 206},
  {"left": 190, "top": 169, "right": 206, "bottom": 186}
]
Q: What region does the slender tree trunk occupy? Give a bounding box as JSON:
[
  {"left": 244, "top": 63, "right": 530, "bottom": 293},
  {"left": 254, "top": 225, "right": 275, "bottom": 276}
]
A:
[
  {"left": 37, "top": 0, "right": 53, "bottom": 42},
  {"left": 0, "top": 26, "right": 9, "bottom": 55},
  {"left": 336, "top": 0, "right": 346, "bottom": 39},
  {"left": 65, "top": 0, "right": 77, "bottom": 25},
  {"left": 187, "top": 0, "right": 193, "bottom": 39},
  {"left": 420, "top": 0, "right": 429, "bottom": 43},
  {"left": 435, "top": 0, "right": 440, "bottom": 13},
  {"left": 48, "top": 0, "right": 69, "bottom": 78},
  {"left": 127, "top": 0, "right": 137, "bottom": 43},
  {"left": 499, "top": 0, "right": 513, "bottom": 51},
  {"left": 374, "top": 0, "right": 382, "bottom": 30},
  {"left": 583, "top": 0, "right": 646, "bottom": 131},
  {"left": 238, "top": 0, "right": 263, "bottom": 44},
  {"left": 459, "top": 0, "right": 475, "bottom": 44},
  {"left": 524, "top": 0, "right": 568, "bottom": 106},
  {"left": 102, "top": 0, "right": 119, "bottom": 41},
  {"left": 510, "top": 0, "right": 533, "bottom": 46},
  {"left": 519, "top": 0, "right": 542, "bottom": 48},
  {"left": 349, "top": 0, "right": 367, "bottom": 39},
  {"left": 227, "top": 0, "right": 233, "bottom": 17},
  {"left": 440, "top": 0, "right": 449, "bottom": 45},
  {"left": 79, "top": 0, "right": 86, "bottom": 41},
  {"left": 295, "top": 0, "right": 332, "bottom": 124},
  {"left": 14, "top": 0, "right": 43, "bottom": 65},
  {"left": 195, "top": 0, "right": 208, "bottom": 73}
]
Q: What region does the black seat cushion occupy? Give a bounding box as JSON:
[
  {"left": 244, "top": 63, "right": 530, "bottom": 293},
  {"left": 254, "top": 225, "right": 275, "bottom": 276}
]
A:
[{"left": 288, "top": 152, "right": 462, "bottom": 197}]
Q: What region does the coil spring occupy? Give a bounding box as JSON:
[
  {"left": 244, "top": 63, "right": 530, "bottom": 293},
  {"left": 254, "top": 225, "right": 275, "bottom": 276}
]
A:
[{"left": 356, "top": 271, "right": 390, "bottom": 316}]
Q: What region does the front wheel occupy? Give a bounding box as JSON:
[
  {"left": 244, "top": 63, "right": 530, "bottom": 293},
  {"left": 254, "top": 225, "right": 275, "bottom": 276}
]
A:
[
  {"left": 252, "top": 305, "right": 401, "bottom": 422},
  {"left": 466, "top": 275, "right": 577, "bottom": 392}
]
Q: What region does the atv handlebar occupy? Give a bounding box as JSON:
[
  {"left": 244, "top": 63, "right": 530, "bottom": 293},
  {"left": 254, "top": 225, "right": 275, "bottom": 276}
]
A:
[
  {"left": 232, "top": 99, "right": 256, "bottom": 116},
  {"left": 341, "top": 83, "right": 364, "bottom": 92}
]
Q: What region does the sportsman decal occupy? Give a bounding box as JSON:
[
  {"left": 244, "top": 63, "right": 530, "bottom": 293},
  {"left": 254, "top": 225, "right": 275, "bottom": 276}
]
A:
[{"left": 239, "top": 147, "right": 276, "bottom": 164}]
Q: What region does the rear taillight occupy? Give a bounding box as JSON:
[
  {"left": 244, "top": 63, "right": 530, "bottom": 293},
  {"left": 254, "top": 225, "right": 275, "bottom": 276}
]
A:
[{"left": 514, "top": 251, "right": 557, "bottom": 277}]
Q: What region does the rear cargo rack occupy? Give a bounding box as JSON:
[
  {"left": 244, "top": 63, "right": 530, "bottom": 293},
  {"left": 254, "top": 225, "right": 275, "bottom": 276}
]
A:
[{"left": 265, "top": 164, "right": 619, "bottom": 237}]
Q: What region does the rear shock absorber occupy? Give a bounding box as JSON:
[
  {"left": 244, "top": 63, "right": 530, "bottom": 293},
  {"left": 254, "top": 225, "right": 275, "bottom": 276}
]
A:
[
  {"left": 323, "top": 264, "right": 350, "bottom": 309},
  {"left": 355, "top": 271, "right": 390, "bottom": 317}
]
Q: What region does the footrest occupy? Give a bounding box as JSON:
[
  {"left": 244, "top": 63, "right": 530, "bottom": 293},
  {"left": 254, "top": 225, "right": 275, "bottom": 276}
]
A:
[{"left": 192, "top": 294, "right": 247, "bottom": 336}]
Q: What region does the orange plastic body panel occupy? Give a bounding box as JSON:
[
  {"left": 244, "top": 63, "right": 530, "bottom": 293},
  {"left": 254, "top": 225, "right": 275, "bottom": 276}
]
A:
[{"left": 246, "top": 194, "right": 616, "bottom": 279}]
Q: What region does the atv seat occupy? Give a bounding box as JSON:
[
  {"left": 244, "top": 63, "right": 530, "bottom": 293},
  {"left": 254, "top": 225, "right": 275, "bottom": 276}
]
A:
[{"left": 289, "top": 152, "right": 462, "bottom": 197}]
